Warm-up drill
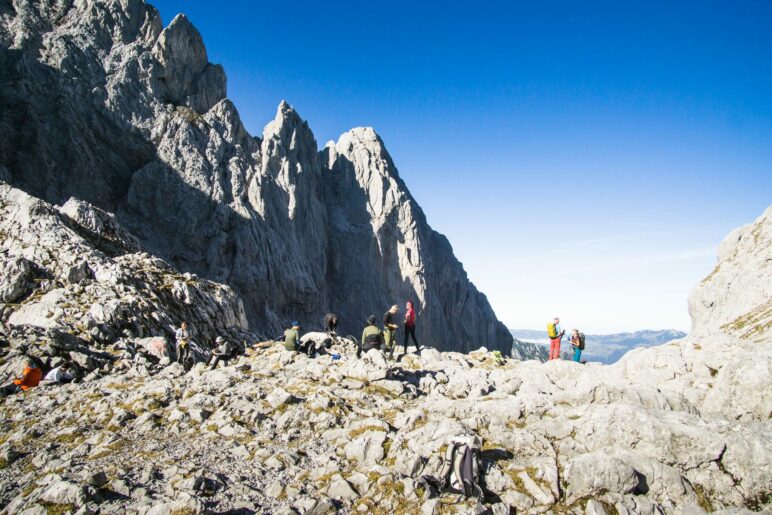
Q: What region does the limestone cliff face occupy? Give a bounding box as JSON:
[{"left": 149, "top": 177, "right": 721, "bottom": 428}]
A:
[
  {"left": 688, "top": 207, "right": 771, "bottom": 343},
  {"left": 0, "top": 0, "right": 512, "bottom": 353}
]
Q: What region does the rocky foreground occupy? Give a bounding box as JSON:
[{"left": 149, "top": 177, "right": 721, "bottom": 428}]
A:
[
  {"left": 0, "top": 329, "right": 769, "bottom": 515},
  {"left": 0, "top": 203, "right": 770, "bottom": 514}
]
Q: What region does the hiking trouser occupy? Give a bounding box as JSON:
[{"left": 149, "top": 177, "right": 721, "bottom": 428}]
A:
[
  {"left": 384, "top": 329, "right": 396, "bottom": 357},
  {"left": 0, "top": 383, "right": 20, "bottom": 396},
  {"left": 177, "top": 344, "right": 190, "bottom": 364},
  {"left": 403, "top": 325, "right": 419, "bottom": 351},
  {"left": 549, "top": 338, "right": 561, "bottom": 360},
  {"left": 572, "top": 347, "right": 582, "bottom": 362},
  {"left": 207, "top": 354, "right": 229, "bottom": 370}
]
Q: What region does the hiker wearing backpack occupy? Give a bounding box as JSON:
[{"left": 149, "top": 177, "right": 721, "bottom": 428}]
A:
[
  {"left": 403, "top": 300, "right": 420, "bottom": 356},
  {"left": 358, "top": 315, "right": 384, "bottom": 358},
  {"left": 570, "top": 329, "right": 585, "bottom": 362},
  {"left": 383, "top": 305, "right": 400, "bottom": 359},
  {"left": 175, "top": 321, "right": 191, "bottom": 365},
  {"left": 547, "top": 317, "right": 565, "bottom": 360}
]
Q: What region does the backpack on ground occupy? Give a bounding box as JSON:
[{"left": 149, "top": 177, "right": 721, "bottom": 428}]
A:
[
  {"left": 579, "top": 333, "right": 585, "bottom": 350},
  {"left": 547, "top": 322, "right": 558, "bottom": 339},
  {"left": 417, "top": 434, "right": 486, "bottom": 514}
]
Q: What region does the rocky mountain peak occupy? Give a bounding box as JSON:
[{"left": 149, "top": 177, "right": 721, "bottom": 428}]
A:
[
  {"left": 152, "top": 13, "right": 226, "bottom": 113},
  {"left": 689, "top": 206, "right": 771, "bottom": 342},
  {"left": 1, "top": 0, "right": 514, "bottom": 354},
  {"left": 263, "top": 100, "right": 312, "bottom": 143}
]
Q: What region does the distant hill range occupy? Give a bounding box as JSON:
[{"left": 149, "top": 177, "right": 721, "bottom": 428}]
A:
[{"left": 509, "top": 329, "right": 687, "bottom": 364}]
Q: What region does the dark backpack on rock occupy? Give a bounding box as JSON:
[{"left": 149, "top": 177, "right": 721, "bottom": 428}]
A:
[{"left": 417, "top": 434, "right": 486, "bottom": 514}]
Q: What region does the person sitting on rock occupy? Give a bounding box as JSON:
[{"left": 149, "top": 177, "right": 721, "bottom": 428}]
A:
[
  {"left": 206, "top": 336, "right": 237, "bottom": 370},
  {"left": 1, "top": 358, "right": 42, "bottom": 396},
  {"left": 42, "top": 362, "right": 75, "bottom": 384},
  {"left": 175, "top": 321, "right": 191, "bottom": 365},
  {"left": 383, "top": 305, "right": 400, "bottom": 359},
  {"left": 358, "top": 315, "right": 384, "bottom": 358},
  {"left": 284, "top": 321, "right": 301, "bottom": 352},
  {"left": 324, "top": 313, "right": 338, "bottom": 337}
]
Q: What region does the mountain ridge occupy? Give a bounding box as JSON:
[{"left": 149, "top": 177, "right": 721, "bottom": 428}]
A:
[{"left": 0, "top": 0, "right": 512, "bottom": 354}]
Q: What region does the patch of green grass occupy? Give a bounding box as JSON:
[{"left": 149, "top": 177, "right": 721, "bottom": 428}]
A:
[
  {"left": 693, "top": 483, "right": 715, "bottom": 512},
  {"left": 721, "top": 301, "right": 772, "bottom": 341},
  {"left": 21, "top": 481, "right": 38, "bottom": 497},
  {"left": 745, "top": 490, "right": 771, "bottom": 512},
  {"left": 38, "top": 502, "right": 75, "bottom": 515},
  {"left": 349, "top": 425, "right": 387, "bottom": 438}
]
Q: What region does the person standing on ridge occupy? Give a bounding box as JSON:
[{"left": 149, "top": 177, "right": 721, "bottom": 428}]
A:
[
  {"left": 358, "top": 315, "right": 384, "bottom": 358},
  {"left": 175, "top": 321, "right": 191, "bottom": 365},
  {"left": 570, "top": 329, "right": 585, "bottom": 363},
  {"left": 547, "top": 317, "right": 565, "bottom": 360},
  {"left": 403, "top": 300, "right": 420, "bottom": 356},
  {"left": 383, "top": 305, "right": 400, "bottom": 359}
]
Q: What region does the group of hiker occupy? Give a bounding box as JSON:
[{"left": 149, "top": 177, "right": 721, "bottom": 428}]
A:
[
  {"left": 1, "top": 359, "right": 76, "bottom": 397},
  {"left": 282, "top": 301, "right": 421, "bottom": 361},
  {"left": 547, "top": 316, "right": 585, "bottom": 362},
  {"left": 175, "top": 321, "right": 241, "bottom": 370}
]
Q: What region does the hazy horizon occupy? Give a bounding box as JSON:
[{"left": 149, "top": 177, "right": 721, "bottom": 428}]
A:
[{"left": 150, "top": 0, "right": 772, "bottom": 334}]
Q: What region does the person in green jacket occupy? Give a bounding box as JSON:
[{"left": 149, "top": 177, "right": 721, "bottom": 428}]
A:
[
  {"left": 358, "top": 315, "right": 384, "bottom": 358},
  {"left": 284, "top": 321, "right": 301, "bottom": 352}
]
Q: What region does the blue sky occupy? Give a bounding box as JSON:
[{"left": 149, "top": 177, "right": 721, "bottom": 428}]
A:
[{"left": 151, "top": 0, "right": 772, "bottom": 333}]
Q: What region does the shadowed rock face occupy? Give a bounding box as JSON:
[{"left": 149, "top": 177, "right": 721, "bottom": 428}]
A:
[{"left": 0, "top": 0, "right": 512, "bottom": 353}]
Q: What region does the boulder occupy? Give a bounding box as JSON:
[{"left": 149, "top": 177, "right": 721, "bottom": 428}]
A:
[{"left": 0, "top": 257, "right": 35, "bottom": 303}]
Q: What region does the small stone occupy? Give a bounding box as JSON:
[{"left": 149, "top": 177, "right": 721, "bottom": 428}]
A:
[
  {"left": 85, "top": 471, "right": 108, "bottom": 487},
  {"left": 326, "top": 474, "right": 358, "bottom": 501}
]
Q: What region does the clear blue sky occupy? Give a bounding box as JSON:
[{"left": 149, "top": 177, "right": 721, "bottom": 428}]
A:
[{"left": 151, "top": 0, "right": 772, "bottom": 333}]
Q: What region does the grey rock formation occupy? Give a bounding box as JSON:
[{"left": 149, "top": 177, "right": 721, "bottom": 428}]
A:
[
  {"left": 0, "top": 206, "right": 770, "bottom": 513},
  {"left": 0, "top": 0, "right": 512, "bottom": 354},
  {"left": 0, "top": 183, "right": 249, "bottom": 380},
  {"left": 689, "top": 206, "right": 771, "bottom": 343}
]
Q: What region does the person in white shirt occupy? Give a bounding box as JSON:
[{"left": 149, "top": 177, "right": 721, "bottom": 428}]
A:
[
  {"left": 43, "top": 362, "right": 74, "bottom": 383},
  {"left": 175, "top": 321, "right": 191, "bottom": 365}
]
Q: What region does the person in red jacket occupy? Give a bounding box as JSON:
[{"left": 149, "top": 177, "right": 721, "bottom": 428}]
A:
[
  {"left": 403, "top": 300, "right": 421, "bottom": 356},
  {"left": 1, "top": 359, "right": 42, "bottom": 396}
]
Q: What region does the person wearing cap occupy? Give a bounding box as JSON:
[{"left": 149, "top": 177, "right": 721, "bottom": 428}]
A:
[
  {"left": 206, "top": 336, "right": 237, "bottom": 370},
  {"left": 284, "top": 322, "right": 301, "bottom": 352},
  {"left": 358, "top": 315, "right": 384, "bottom": 358},
  {"left": 383, "top": 305, "right": 400, "bottom": 359}
]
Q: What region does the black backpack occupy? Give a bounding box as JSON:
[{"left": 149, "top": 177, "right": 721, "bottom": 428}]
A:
[{"left": 417, "top": 435, "right": 486, "bottom": 514}]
